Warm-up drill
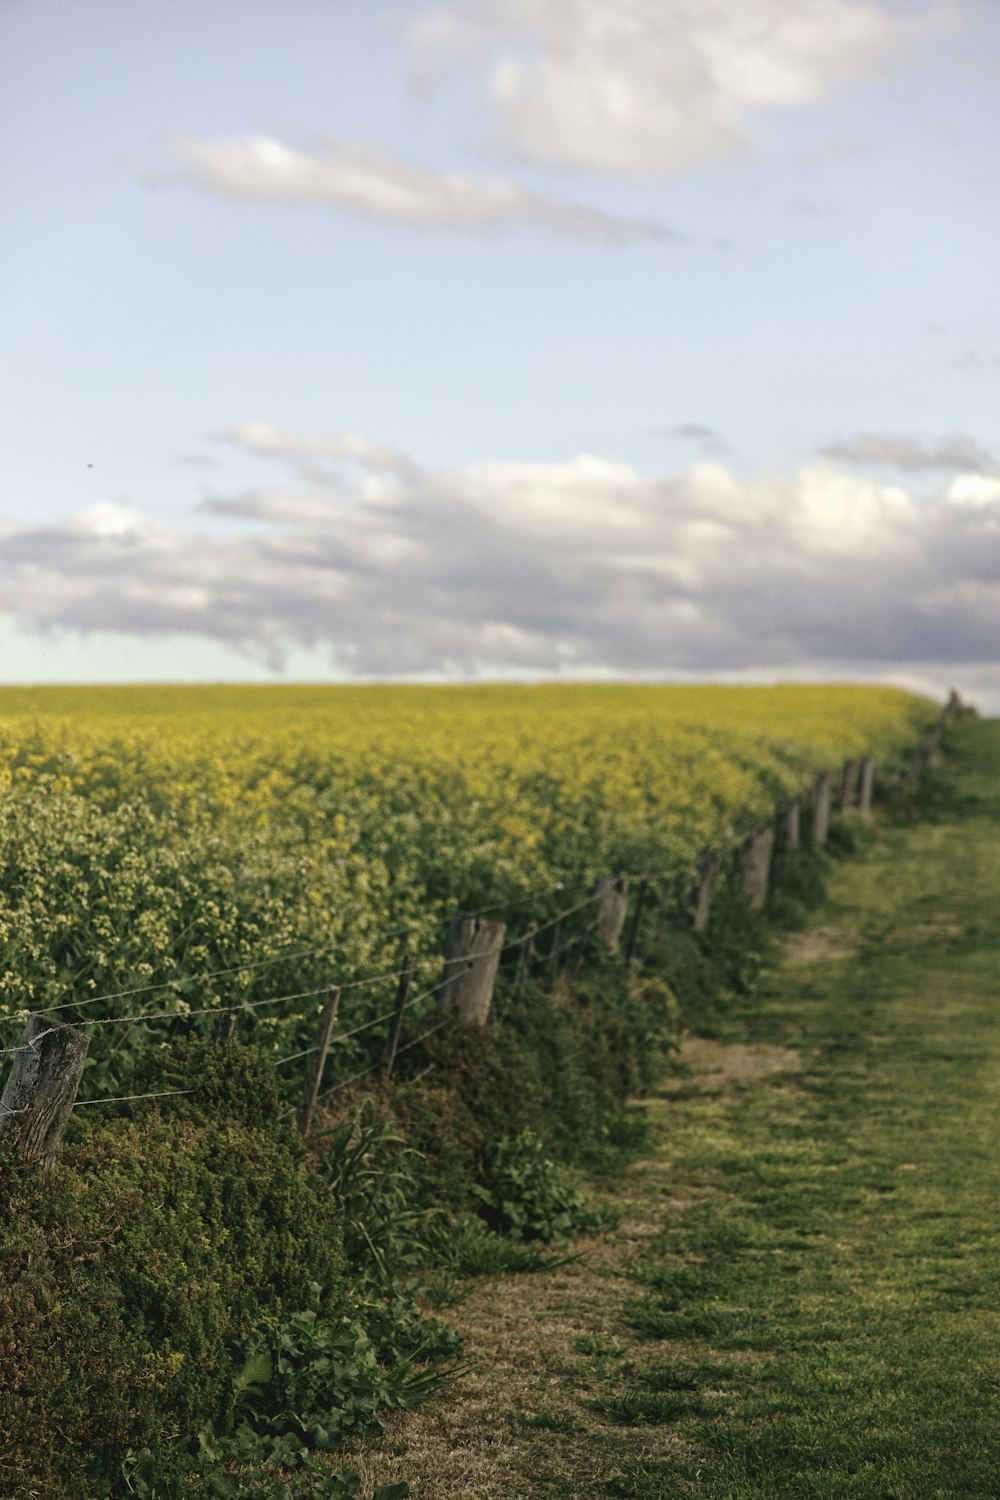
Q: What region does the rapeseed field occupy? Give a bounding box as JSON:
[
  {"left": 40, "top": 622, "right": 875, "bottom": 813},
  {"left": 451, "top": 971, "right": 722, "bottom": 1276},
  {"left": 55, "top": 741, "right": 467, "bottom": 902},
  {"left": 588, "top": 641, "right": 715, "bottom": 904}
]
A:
[{"left": 0, "top": 684, "right": 930, "bottom": 1094}]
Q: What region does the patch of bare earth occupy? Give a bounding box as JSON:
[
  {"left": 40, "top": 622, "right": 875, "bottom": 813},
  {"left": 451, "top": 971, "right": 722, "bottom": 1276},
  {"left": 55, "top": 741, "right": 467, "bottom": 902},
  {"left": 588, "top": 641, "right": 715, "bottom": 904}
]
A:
[
  {"left": 661, "top": 1037, "right": 801, "bottom": 1093},
  {"left": 780, "top": 924, "right": 856, "bottom": 966}
]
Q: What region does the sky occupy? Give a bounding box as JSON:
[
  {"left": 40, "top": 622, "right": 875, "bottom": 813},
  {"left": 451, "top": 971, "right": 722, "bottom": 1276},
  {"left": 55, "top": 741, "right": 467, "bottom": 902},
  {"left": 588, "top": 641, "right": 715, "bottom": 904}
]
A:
[{"left": 2, "top": 0, "right": 998, "bottom": 707}]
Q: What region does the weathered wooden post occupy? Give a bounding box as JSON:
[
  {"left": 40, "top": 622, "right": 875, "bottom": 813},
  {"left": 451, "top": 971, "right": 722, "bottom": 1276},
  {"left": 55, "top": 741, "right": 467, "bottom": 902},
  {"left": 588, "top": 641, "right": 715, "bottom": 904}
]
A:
[
  {"left": 624, "top": 877, "right": 648, "bottom": 965},
  {"left": 781, "top": 798, "right": 801, "bottom": 851},
  {"left": 839, "top": 759, "right": 860, "bottom": 813},
  {"left": 0, "top": 1015, "right": 90, "bottom": 1175},
  {"left": 692, "top": 854, "right": 722, "bottom": 934},
  {"left": 513, "top": 924, "right": 536, "bottom": 993},
  {"left": 547, "top": 916, "right": 564, "bottom": 981},
  {"left": 596, "top": 876, "right": 629, "bottom": 954},
  {"left": 215, "top": 1008, "right": 238, "bottom": 1042},
  {"left": 651, "top": 876, "right": 674, "bottom": 950},
  {"left": 439, "top": 914, "right": 506, "bottom": 1027},
  {"left": 812, "top": 772, "right": 832, "bottom": 846},
  {"left": 297, "top": 987, "right": 341, "bottom": 1136},
  {"left": 380, "top": 959, "right": 413, "bottom": 1083},
  {"left": 742, "top": 822, "right": 775, "bottom": 915},
  {"left": 858, "top": 757, "right": 876, "bottom": 816}
]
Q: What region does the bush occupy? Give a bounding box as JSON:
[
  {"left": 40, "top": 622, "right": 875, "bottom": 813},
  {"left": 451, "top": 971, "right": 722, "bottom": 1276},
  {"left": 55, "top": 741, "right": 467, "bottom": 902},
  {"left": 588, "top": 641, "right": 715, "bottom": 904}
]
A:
[
  {"left": 0, "top": 1041, "right": 349, "bottom": 1497},
  {"left": 474, "top": 1128, "right": 598, "bottom": 1242}
]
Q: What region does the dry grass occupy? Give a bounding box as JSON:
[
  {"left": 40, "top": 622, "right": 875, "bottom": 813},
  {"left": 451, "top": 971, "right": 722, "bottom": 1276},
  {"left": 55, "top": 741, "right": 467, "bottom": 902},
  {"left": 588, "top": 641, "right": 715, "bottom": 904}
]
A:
[
  {"left": 779, "top": 923, "right": 855, "bottom": 965},
  {"left": 341, "top": 1188, "right": 691, "bottom": 1496},
  {"left": 338, "top": 1044, "right": 796, "bottom": 1498}
]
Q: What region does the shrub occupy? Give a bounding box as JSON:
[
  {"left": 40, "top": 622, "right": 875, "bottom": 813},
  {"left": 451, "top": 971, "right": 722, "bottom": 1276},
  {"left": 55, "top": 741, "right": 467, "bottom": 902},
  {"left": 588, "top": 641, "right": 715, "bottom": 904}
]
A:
[
  {"left": 0, "top": 1041, "right": 348, "bottom": 1497},
  {"left": 474, "top": 1129, "right": 597, "bottom": 1243}
]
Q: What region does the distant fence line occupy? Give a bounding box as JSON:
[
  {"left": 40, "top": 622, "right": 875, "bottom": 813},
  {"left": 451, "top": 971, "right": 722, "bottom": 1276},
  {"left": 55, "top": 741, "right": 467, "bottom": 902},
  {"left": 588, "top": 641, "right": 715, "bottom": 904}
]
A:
[{"left": 0, "top": 690, "right": 963, "bottom": 1175}]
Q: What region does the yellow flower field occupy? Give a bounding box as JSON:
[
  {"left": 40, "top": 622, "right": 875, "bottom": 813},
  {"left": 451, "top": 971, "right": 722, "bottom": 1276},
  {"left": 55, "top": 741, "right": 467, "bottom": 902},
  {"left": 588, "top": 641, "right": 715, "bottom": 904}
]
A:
[{"left": 0, "top": 683, "right": 932, "bottom": 1090}]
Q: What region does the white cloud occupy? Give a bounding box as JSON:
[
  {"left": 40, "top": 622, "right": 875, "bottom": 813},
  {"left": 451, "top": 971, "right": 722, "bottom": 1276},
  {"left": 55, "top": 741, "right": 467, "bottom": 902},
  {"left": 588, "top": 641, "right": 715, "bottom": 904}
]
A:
[
  {"left": 69, "top": 503, "right": 150, "bottom": 539},
  {"left": 404, "top": 0, "right": 949, "bottom": 175},
  {"left": 2, "top": 424, "right": 999, "bottom": 686},
  {"left": 152, "top": 133, "right": 684, "bottom": 242},
  {"left": 946, "top": 473, "right": 1000, "bottom": 509}
]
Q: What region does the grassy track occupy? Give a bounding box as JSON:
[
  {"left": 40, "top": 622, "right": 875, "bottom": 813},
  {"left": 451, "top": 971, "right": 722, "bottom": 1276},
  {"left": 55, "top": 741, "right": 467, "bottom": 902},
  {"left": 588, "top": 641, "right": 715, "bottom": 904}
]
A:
[{"left": 360, "top": 714, "right": 1000, "bottom": 1498}]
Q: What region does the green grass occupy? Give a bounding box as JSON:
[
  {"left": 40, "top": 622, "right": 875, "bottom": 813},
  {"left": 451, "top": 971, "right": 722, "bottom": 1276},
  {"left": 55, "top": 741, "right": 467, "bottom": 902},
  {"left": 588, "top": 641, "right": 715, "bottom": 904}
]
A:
[
  {"left": 344, "top": 714, "right": 1000, "bottom": 1498},
  {"left": 612, "top": 713, "right": 1000, "bottom": 1498}
]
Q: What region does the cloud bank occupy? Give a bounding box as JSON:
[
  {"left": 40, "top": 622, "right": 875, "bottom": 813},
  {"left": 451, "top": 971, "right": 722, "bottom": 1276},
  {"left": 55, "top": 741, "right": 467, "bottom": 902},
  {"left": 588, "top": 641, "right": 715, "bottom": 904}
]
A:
[
  {"left": 405, "top": 0, "right": 949, "bottom": 175},
  {"left": 2, "top": 427, "right": 998, "bottom": 684},
  {"left": 153, "top": 134, "right": 683, "bottom": 242}
]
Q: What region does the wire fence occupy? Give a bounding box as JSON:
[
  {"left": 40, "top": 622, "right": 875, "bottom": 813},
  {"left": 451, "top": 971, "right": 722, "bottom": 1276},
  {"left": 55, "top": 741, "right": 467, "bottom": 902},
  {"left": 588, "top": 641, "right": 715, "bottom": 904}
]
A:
[{"left": 0, "top": 693, "right": 959, "bottom": 1157}]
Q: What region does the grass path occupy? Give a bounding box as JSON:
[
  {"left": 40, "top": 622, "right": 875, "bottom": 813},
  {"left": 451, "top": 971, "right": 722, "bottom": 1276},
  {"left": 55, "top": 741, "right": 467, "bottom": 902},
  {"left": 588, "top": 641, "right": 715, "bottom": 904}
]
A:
[{"left": 353, "top": 716, "right": 1000, "bottom": 1498}]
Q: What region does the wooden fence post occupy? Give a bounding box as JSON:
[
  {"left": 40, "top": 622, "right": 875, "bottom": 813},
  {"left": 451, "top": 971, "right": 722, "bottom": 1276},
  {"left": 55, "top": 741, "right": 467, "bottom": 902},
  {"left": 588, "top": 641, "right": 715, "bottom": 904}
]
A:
[
  {"left": 296, "top": 986, "right": 341, "bottom": 1136},
  {"left": 651, "top": 876, "right": 674, "bottom": 950},
  {"left": 624, "top": 877, "right": 648, "bottom": 965},
  {"left": 0, "top": 1015, "right": 90, "bottom": 1175},
  {"left": 547, "top": 916, "right": 564, "bottom": 981},
  {"left": 439, "top": 914, "right": 506, "bottom": 1027},
  {"left": 596, "top": 876, "right": 629, "bottom": 954},
  {"left": 215, "top": 1008, "right": 238, "bottom": 1042},
  {"left": 839, "top": 759, "right": 860, "bottom": 813},
  {"left": 692, "top": 854, "right": 722, "bottom": 934},
  {"left": 742, "top": 822, "right": 775, "bottom": 914},
  {"left": 812, "top": 772, "right": 832, "bottom": 846},
  {"left": 513, "top": 924, "right": 536, "bottom": 993},
  {"left": 380, "top": 959, "right": 413, "bottom": 1084},
  {"left": 781, "top": 798, "right": 801, "bottom": 851},
  {"left": 858, "top": 757, "right": 876, "bottom": 816}
]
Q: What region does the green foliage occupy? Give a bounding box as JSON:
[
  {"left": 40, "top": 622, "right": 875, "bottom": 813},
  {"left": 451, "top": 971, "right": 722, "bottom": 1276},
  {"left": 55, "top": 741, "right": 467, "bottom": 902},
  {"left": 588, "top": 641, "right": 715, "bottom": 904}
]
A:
[
  {"left": 319, "top": 1099, "right": 432, "bottom": 1294},
  {"left": 131, "top": 1033, "right": 286, "bottom": 1128},
  {"left": 0, "top": 1044, "right": 349, "bottom": 1498},
  {"left": 474, "top": 1128, "right": 599, "bottom": 1242},
  {"left": 387, "top": 959, "right": 682, "bottom": 1212},
  {"left": 120, "top": 1291, "right": 443, "bottom": 1498},
  {"left": 232, "top": 1300, "right": 455, "bottom": 1451},
  {"left": 419, "top": 1213, "right": 575, "bottom": 1280}
]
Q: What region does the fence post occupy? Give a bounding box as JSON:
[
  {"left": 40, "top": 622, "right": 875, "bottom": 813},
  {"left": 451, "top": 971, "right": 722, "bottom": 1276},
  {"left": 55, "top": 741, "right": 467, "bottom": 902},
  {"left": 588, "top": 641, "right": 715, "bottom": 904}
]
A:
[
  {"left": 692, "top": 854, "right": 722, "bottom": 934},
  {"left": 650, "top": 875, "right": 674, "bottom": 951},
  {"left": 742, "top": 822, "right": 775, "bottom": 914},
  {"left": 781, "top": 798, "right": 801, "bottom": 851},
  {"left": 296, "top": 986, "right": 341, "bottom": 1136},
  {"left": 839, "top": 759, "right": 860, "bottom": 813},
  {"left": 624, "top": 877, "right": 648, "bottom": 965},
  {"left": 596, "top": 876, "right": 629, "bottom": 954},
  {"left": 215, "top": 1008, "right": 238, "bottom": 1042},
  {"left": 812, "top": 772, "right": 832, "bottom": 846},
  {"left": 547, "top": 916, "right": 564, "bottom": 982},
  {"left": 858, "top": 757, "right": 876, "bottom": 816},
  {"left": 513, "top": 924, "right": 536, "bottom": 993},
  {"left": 380, "top": 959, "right": 413, "bottom": 1084},
  {"left": 439, "top": 914, "right": 506, "bottom": 1027},
  {"left": 0, "top": 1015, "right": 90, "bottom": 1175}
]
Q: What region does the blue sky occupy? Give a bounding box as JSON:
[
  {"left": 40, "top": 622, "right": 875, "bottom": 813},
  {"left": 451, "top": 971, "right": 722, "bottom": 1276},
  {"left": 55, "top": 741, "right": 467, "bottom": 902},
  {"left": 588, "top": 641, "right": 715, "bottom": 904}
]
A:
[{"left": 2, "top": 0, "right": 998, "bottom": 705}]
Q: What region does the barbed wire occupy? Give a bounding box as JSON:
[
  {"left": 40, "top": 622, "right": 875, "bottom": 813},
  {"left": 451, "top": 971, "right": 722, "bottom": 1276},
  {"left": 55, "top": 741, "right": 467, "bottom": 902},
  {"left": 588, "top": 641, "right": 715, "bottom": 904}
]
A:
[
  {"left": 0, "top": 895, "right": 582, "bottom": 1054},
  {"left": 313, "top": 1016, "right": 452, "bottom": 1110},
  {"left": 0, "top": 878, "right": 591, "bottom": 1030},
  {"left": 6, "top": 914, "right": 443, "bottom": 1024},
  {"left": 73, "top": 1088, "right": 196, "bottom": 1108}
]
